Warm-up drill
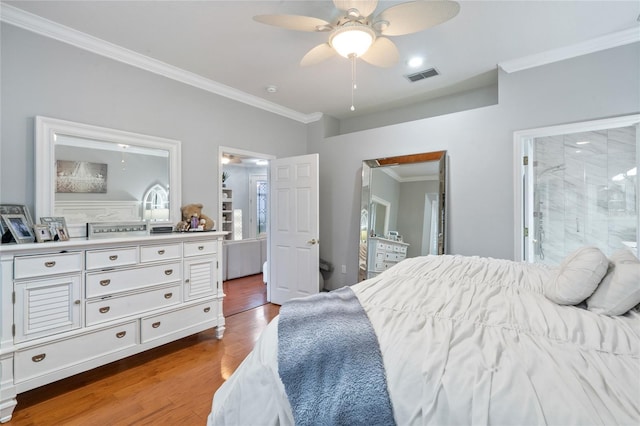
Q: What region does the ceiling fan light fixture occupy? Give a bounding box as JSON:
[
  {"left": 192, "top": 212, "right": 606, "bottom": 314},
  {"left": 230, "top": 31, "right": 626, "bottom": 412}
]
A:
[{"left": 330, "top": 23, "right": 375, "bottom": 58}]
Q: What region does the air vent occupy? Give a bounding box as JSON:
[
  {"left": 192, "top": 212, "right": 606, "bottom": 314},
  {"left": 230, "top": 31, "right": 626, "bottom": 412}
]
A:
[{"left": 405, "top": 68, "right": 439, "bottom": 82}]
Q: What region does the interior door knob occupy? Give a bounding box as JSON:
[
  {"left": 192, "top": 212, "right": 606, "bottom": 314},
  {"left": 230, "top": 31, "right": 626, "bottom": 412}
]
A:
[{"left": 307, "top": 238, "right": 318, "bottom": 245}]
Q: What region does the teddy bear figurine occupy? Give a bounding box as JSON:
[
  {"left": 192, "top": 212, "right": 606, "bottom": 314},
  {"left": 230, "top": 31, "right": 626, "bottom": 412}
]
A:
[{"left": 175, "top": 203, "right": 215, "bottom": 232}]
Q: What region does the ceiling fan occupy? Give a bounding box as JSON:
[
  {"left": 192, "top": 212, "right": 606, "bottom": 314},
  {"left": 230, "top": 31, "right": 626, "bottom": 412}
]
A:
[{"left": 253, "top": 0, "right": 460, "bottom": 68}]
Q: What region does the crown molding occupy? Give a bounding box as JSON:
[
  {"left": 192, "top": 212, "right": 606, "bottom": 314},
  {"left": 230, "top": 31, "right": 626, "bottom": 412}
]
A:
[
  {"left": 0, "top": 4, "right": 323, "bottom": 124},
  {"left": 499, "top": 26, "right": 640, "bottom": 73}
]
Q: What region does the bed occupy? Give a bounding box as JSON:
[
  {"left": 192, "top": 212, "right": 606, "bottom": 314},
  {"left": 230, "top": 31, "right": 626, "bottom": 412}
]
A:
[{"left": 208, "top": 251, "right": 640, "bottom": 425}]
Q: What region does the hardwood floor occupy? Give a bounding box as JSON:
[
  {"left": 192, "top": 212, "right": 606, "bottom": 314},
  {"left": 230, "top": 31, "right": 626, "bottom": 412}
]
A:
[
  {"left": 223, "top": 273, "right": 267, "bottom": 317},
  {"left": 7, "top": 278, "right": 279, "bottom": 425}
]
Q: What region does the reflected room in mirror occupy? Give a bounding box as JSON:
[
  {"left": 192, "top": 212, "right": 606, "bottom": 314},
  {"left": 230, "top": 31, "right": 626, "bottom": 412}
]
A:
[
  {"left": 359, "top": 151, "right": 447, "bottom": 281},
  {"left": 35, "top": 116, "right": 181, "bottom": 238}
]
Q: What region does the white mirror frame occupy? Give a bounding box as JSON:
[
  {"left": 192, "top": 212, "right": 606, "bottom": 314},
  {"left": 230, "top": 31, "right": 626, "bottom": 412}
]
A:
[{"left": 35, "top": 116, "right": 182, "bottom": 238}]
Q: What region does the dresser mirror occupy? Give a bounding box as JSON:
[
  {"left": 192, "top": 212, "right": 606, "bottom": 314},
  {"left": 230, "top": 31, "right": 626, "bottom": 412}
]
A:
[
  {"left": 359, "top": 151, "right": 447, "bottom": 281},
  {"left": 35, "top": 116, "right": 181, "bottom": 238}
]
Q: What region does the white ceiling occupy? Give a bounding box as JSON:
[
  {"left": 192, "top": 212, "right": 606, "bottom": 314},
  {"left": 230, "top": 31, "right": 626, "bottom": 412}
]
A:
[{"left": 3, "top": 1, "right": 639, "bottom": 122}]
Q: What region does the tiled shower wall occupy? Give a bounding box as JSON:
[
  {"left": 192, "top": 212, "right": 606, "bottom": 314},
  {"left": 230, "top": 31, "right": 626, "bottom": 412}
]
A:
[{"left": 533, "top": 125, "right": 638, "bottom": 265}]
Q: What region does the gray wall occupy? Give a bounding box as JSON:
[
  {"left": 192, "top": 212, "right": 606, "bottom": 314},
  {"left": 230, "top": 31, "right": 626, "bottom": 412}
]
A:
[
  {"left": 311, "top": 43, "right": 640, "bottom": 289},
  {"left": 370, "top": 169, "right": 400, "bottom": 233},
  {"left": 1, "top": 24, "right": 307, "bottom": 222},
  {"left": 397, "top": 180, "right": 440, "bottom": 258}
]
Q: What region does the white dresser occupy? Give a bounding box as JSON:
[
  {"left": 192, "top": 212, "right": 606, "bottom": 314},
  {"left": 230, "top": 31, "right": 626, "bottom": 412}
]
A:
[
  {"left": 367, "top": 237, "right": 410, "bottom": 279},
  {"left": 0, "top": 232, "right": 226, "bottom": 422}
]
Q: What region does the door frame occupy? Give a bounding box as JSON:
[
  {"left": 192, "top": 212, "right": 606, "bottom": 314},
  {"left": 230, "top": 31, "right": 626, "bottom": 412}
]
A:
[{"left": 512, "top": 114, "right": 640, "bottom": 261}]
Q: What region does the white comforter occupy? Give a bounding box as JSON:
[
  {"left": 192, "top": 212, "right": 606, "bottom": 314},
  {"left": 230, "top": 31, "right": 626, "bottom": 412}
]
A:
[{"left": 208, "top": 255, "right": 640, "bottom": 425}]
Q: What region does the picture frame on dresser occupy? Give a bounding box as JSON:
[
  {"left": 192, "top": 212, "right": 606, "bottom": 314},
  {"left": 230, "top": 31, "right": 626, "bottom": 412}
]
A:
[
  {"left": 1, "top": 214, "right": 35, "bottom": 244},
  {"left": 40, "top": 216, "right": 69, "bottom": 241},
  {"left": 0, "top": 204, "right": 34, "bottom": 242},
  {"left": 33, "top": 224, "right": 53, "bottom": 243}
]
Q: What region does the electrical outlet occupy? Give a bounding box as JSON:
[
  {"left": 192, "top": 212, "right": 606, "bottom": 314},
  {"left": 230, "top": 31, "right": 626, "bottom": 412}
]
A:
[{"left": 341, "top": 264, "right": 346, "bottom": 274}]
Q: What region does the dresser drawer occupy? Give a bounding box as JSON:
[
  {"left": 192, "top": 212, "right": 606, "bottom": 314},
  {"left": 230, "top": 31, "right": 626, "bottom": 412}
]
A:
[
  {"left": 86, "top": 284, "right": 181, "bottom": 326},
  {"left": 184, "top": 240, "right": 217, "bottom": 257},
  {"left": 14, "top": 321, "right": 137, "bottom": 383},
  {"left": 141, "top": 300, "right": 217, "bottom": 343},
  {"left": 86, "top": 262, "right": 181, "bottom": 298},
  {"left": 86, "top": 247, "right": 138, "bottom": 270},
  {"left": 140, "top": 243, "right": 182, "bottom": 263},
  {"left": 14, "top": 252, "right": 83, "bottom": 280}
]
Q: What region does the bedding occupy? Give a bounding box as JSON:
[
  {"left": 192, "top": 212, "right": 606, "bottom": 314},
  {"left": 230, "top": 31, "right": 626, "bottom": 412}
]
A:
[{"left": 208, "top": 254, "right": 640, "bottom": 425}]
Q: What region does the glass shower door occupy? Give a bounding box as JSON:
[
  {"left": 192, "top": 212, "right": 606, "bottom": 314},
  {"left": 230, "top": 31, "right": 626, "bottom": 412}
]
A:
[{"left": 526, "top": 123, "right": 638, "bottom": 265}]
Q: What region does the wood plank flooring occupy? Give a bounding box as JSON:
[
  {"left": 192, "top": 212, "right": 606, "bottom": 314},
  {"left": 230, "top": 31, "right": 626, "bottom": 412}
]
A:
[
  {"left": 7, "top": 277, "right": 278, "bottom": 425},
  {"left": 223, "top": 273, "right": 267, "bottom": 317}
]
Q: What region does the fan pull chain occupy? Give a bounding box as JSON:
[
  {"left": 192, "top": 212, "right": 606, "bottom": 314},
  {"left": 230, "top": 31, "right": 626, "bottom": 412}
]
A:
[{"left": 350, "top": 53, "right": 357, "bottom": 112}]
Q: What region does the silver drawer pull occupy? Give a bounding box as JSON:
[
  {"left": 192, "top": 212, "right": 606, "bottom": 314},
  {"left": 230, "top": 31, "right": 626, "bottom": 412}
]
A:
[
  {"left": 109, "top": 255, "right": 118, "bottom": 261},
  {"left": 99, "top": 306, "right": 110, "bottom": 314},
  {"left": 164, "top": 269, "right": 173, "bottom": 276},
  {"left": 116, "top": 331, "right": 127, "bottom": 338},
  {"left": 32, "top": 353, "right": 46, "bottom": 362},
  {"left": 44, "top": 261, "right": 56, "bottom": 268},
  {"left": 164, "top": 292, "right": 173, "bottom": 299},
  {"left": 100, "top": 279, "right": 111, "bottom": 286},
  {"left": 204, "top": 307, "right": 211, "bottom": 313},
  {"left": 198, "top": 245, "right": 204, "bottom": 250},
  {"left": 157, "top": 249, "right": 165, "bottom": 255},
  {"left": 152, "top": 321, "right": 161, "bottom": 328}
]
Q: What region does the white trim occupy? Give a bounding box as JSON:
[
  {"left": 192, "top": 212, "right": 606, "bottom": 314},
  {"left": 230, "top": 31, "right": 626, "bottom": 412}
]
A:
[
  {"left": 500, "top": 27, "right": 640, "bottom": 73},
  {"left": 0, "top": 4, "right": 322, "bottom": 124},
  {"left": 512, "top": 114, "right": 640, "bottom": 261}
]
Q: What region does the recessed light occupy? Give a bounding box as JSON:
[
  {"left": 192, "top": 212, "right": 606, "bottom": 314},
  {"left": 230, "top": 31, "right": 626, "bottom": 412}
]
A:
[
  {"left": 407, "top": 57, "right": 424, "bottom": 68},
  {"left": 265, "top": 85, "right": 277, "bottom": 93}
]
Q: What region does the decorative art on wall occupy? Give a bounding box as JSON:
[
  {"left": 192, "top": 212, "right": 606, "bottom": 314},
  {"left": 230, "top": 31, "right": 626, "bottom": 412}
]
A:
[{"left": 56, "top": 160, "right": 107, "bottom": 193}]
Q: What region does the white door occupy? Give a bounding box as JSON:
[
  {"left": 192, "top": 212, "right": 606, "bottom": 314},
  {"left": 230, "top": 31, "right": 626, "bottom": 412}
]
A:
[{"left": 269, "top": 154, "right": 319, "bottom": 305}]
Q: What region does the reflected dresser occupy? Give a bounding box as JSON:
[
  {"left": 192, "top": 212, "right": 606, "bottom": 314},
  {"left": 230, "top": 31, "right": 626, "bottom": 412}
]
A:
[{"left": 366, "top": 236, "right": 410, "bottom": 279}]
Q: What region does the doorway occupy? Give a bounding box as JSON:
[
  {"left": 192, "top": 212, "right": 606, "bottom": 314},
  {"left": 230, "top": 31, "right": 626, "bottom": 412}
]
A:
[{"left": 220, "top": 147, "right": 274, "bottom": 309}]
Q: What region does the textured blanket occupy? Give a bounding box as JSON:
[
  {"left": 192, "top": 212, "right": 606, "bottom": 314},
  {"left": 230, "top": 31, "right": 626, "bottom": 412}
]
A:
[{"left": 278, "top": 287, "right": 395, "bottom": 426}]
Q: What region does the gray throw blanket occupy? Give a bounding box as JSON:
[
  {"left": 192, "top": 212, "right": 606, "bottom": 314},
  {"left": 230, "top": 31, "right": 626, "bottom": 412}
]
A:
[{"left": 278, "top": 287, "right": 395, "bottom": 426}]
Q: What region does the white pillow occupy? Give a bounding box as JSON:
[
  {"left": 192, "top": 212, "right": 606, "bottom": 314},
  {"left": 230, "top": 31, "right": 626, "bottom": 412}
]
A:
[
  {"left": 587, "top": 249, "right": 640, "bottom": 316},
  {"left": 544, "top": 246, "right": 609, "bottom": 305}
]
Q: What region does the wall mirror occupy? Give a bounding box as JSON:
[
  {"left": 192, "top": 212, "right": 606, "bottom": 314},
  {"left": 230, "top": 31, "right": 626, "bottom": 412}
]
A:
[
  {"left": 359, "top": 151, "right": 447, "bottom": 281},
  {"left": 35, "top": 116, "right": 181, "bottom": 238}
]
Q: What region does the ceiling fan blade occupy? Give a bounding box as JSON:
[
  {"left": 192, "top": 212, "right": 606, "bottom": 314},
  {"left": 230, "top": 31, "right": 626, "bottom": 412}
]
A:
[
  {"left": 300, "top": 43, "right": 337, "bottom": 67},
  {"left": 375, "top": 0, "right": 460, "bottom": 36},
  {"left": 360, "top": 37, "right": 399, "bottom": 68},
  {"left": 253, "top": 14, "right": 332, "bottom": 32},
  {"left": 333, "top": 0, "right": 378, "bottom": 18}
]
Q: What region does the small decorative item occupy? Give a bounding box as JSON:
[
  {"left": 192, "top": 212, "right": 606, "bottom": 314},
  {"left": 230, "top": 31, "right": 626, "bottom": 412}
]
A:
[
  {"left": 40, "top": 216, "right": 70, "bottom": 241},
  {"left": 33, "top": 224, "right": 53, "bottom": 243},
  {"left": 175, "top": 203, "right": 215, "bottom": 232},
  {"left": 222, "top": 171, "right": 229, "bottom": 188},
  {"left": 2, "top": 214, "right": 35, "bottom": 244}
]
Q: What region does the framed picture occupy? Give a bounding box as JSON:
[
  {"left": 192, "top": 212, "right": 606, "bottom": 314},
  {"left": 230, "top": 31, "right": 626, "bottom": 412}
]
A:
[
  {"left": 2, "top": 214, "right": 35, "bottom": 244},
  {"left": 0, "top": 204, "right": 33, "bottom": 236},
  {"left": 33, "top": 224, "right": 53, "bottom": 243},
  {"left": 56, "top": 160, "right": 108, "bottom": 193},
  {"left": 40, "top": 216, "right": 70, "bottom": 242}
]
